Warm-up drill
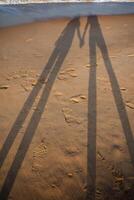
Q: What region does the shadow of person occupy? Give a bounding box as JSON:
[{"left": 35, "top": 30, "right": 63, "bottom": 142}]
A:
[
  {"left": 83, "top": 16, "right": 134, "bottom": 200},
  {"left": 86, "top": 16, "right": 97, "bottom": 200},
  {"left": 0, "top": 18, "right": 81, "bottom": 200}
]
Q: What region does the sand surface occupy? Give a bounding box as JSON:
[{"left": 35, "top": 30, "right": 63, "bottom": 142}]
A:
[{"left": 0, "top": 15, "right": 134, "bottom": 200}]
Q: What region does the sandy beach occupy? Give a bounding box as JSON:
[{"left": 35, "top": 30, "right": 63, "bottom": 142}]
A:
[{"left": 0, "top": 15, "right": 134, "bottom": 200}]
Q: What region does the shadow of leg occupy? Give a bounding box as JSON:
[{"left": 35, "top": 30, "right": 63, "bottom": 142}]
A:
[
  {"left": 0, "top": 37, "right": 59, "bottom": 169},
  {"left": 87, "top": 16, "right": 97, "bottom": 200},
  {"left": 86, "top": 15, "right": 134, "bottom": 200},
  {"left": 0, "top": 18, "right": 80, "bottom": 200},
  {"left": 93, "top": 16, "right": 134, "bottom": 167}
]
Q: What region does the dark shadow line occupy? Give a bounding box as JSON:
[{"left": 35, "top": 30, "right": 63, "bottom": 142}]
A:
[
  {"left": 94, "top": 16, "right": 134, "bottom": 167},
  {"left": 86, "top": 15, "right": 134, "bottom": 200},
  {"left": 0, "top": 34, "right": 58, "bottom": 169},
  {"left": 86, "top": 16, "right": 97, "bottom": 200},
  {"left": 0, "top": 16, "right": 81, "bottom": 169},
  {"left": 0, "top": 18, "right": 80, "bottom": 200}
]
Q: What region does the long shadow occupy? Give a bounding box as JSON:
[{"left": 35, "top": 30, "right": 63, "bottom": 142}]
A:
[
  {"left": 86, "top": 16, "right": 134, "bottom": 200},
  {"left": 93, "top": 16, "right": 134, "bottom": 165},
  {"left": 0, "top": 18, "right": 81, "bottom": 200},
  {"left": 86, "top": 16, "right": 97, "bottom": 200}
]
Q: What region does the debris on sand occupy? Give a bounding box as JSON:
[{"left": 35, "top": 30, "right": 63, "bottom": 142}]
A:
[
  {"left": 51, "top": 184, "right": 56, "bottom": 188},
  {"left": 70, "top": 97, "right": 80, "bottom": 103},
  {"left": 127, "top": 54, "right": 134, "bottom": 57},
  {"left": 68, "top": 72, "right": 78, "bottom": 78},
  {"left": 66, "top": 68, "right": 75, "bottom": 72},
  {"left": 67, "top": 173, "right": 73, "bottom": 178},
  {"left": 31, "top": 81, "right": 37, "bottom": 86},
  {"left": 85, "top": 64, "right": 91, "bottom": 68},
  {"left": 62, "top": 108, "right": 81, "bottom": 125},
  {"left": 59, "top": 71, "right": 66, "bottom": 75},
  {"left": 80, "top": 95, "right": 86, "bottom": 100},
  {"left": 70, "top": 95, "right": 87, "bottom": 103},
  {"left": 125, "top": 102, "right": 134, "bottom": 109},
  {"left": 0, "top": 85, "right": 9, "bottom": 89},
  {"left": 32, "top": 83, "right": 36, "bottom": 86},
  {"left": 120, "top": 87, "right": 126, "bottom": 91}
]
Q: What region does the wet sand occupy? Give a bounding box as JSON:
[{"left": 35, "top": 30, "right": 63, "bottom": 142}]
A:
[{"left": 0, "top": 15, "right": 134, "bottom": 200}]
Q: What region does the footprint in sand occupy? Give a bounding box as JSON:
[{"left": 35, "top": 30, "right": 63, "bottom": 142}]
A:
[
  {"left": 32, "top": 142, "right": 47, "bottom": 172},
  {"left": 62, "top": 107, "right": 81, "bottom": 125},
  {"left": 33, "top": 142, "right": 47, "bottom": 157}
]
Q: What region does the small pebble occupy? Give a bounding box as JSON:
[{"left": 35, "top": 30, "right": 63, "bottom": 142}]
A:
[
  {"left": 70, "top": 98, "right": 79, "bottom": 103},
  {"left": 68, "top": 72, "right": 78, "bottom": 77},
  {"left": 51, "top": 184, "right": 56, "bottom": 188},
  {"left": 128, "top": 54, "right": 134, "bottom": 57},
  {"left": 85, "top": 64, "right": 91, "bottom": 68},
  {"left": 80, "top": 95, "right": 86, "bottom": 100},
  {"left": 120, "top": 87, "right": 126, "bottom": 91},
  {"left": 66, "top": 68, "right": 75, "bottom": 72},
  {"left": 68, "top": 173, "right": 73, "bottom": 178},
  {"left": 59, "top": 71, "right": 65, "bottom": 75},
  {"left": 31, "top": 82, "right": 37, "bottom": 86},
  {"left": 0, "top": 85, "right": 9, "bottom": 89}
]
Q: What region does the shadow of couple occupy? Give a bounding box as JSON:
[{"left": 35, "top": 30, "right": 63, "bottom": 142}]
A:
[{"left": 0, "top": 16, "right": 133, "bottom": 200}]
